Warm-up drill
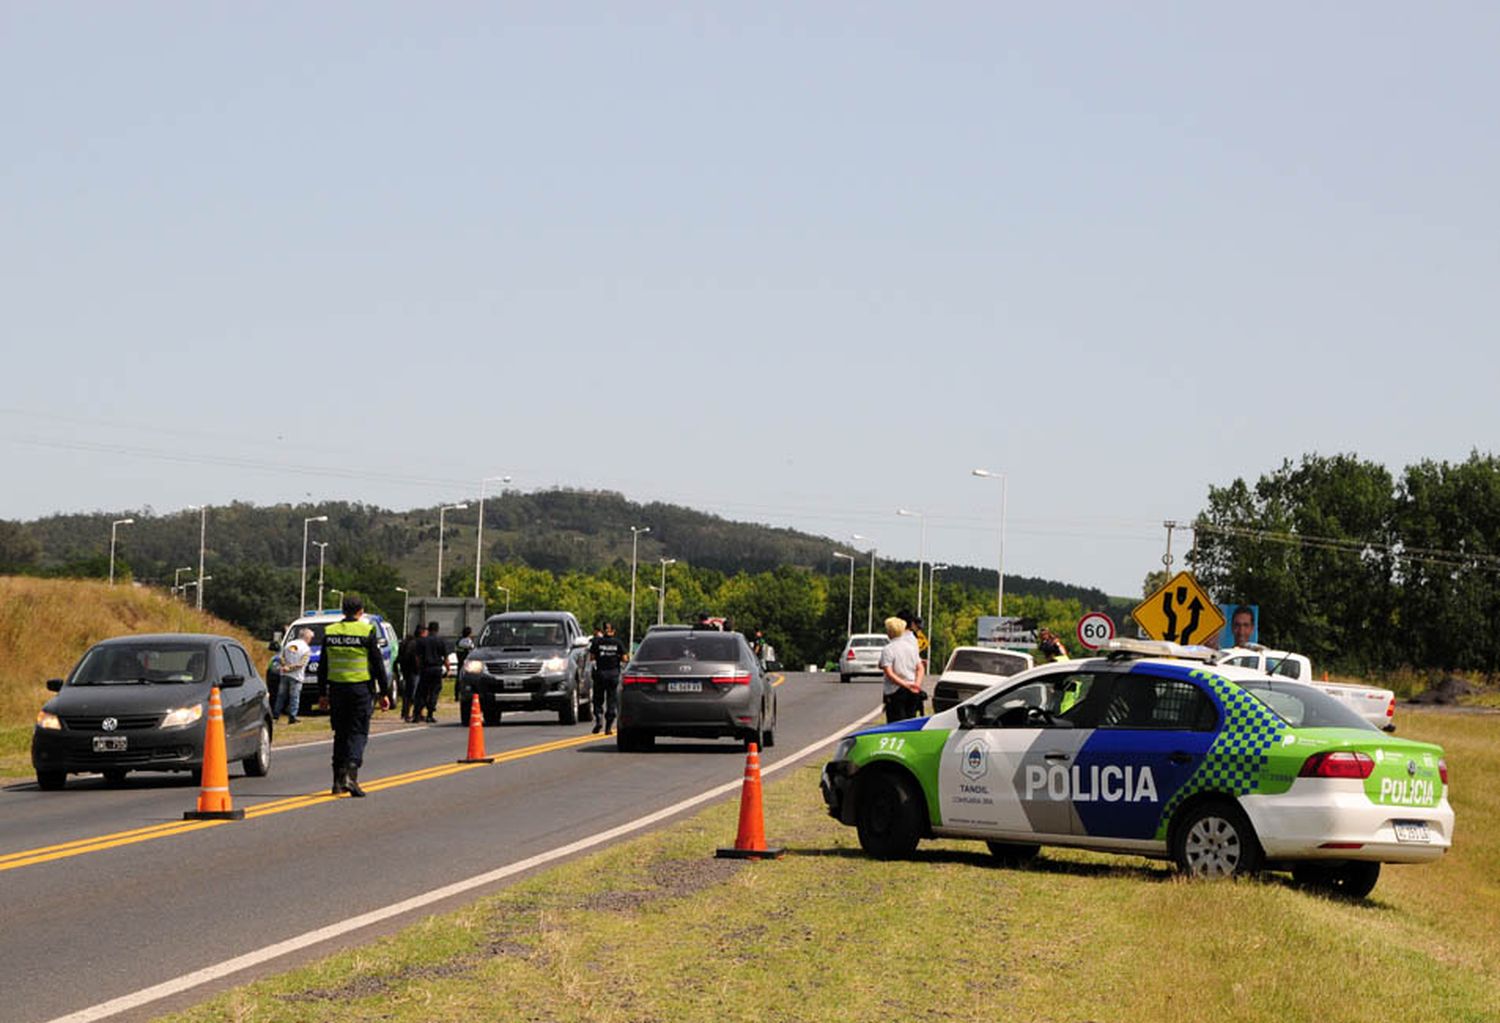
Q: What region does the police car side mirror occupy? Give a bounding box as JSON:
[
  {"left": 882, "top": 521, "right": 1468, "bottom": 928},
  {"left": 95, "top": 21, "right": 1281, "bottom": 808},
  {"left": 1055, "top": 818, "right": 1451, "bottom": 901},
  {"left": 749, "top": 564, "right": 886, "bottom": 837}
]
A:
[{"left": 956, "top": 704, "right": 978, "bottom": 729}]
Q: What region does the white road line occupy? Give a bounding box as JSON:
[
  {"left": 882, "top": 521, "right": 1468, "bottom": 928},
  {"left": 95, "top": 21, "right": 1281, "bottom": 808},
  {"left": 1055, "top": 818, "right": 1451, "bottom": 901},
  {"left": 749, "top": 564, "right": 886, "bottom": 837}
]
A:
[{"left": 45, "top": 704, "right": 885, "bottom": 1023}]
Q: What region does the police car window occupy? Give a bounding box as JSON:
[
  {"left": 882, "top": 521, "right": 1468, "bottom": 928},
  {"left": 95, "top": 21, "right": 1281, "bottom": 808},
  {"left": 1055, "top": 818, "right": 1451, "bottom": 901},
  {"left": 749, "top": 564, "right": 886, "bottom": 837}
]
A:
[
  {"left": 975, "top": 672, "right": 1107, "bottom": 729},
  {"left": 1226, "top": 655, "right": 1258, "bottom": 669},
  {"left": 1098, "top": 676, "right": 1217, "bottom": 731},
  {"left": 1239, "top": 680, "right": 1376, "bottom": 731}
]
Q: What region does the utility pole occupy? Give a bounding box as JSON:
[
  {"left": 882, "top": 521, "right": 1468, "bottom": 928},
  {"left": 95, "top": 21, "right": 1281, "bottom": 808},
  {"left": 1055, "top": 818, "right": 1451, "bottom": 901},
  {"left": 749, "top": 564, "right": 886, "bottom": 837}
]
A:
[{"left": 1163, "top": 520, "right": 1180, "bottom": 582}]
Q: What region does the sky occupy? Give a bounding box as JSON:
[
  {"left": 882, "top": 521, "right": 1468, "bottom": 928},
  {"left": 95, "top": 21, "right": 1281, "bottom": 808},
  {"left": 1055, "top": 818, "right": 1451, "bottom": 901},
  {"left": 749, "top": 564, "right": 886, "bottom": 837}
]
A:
[{"left": 3, "top": 3, "right": 1497, "bottom": 597}]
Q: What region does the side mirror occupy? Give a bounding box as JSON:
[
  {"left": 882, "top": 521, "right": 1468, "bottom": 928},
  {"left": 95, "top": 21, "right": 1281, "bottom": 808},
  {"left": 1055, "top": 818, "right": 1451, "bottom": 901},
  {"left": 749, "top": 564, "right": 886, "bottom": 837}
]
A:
[
  {"left": 956, "top": 703, "right": 978, "bottom": 729},
  {"left": 46, "top": 678, "right": 64, "bottom": 692},
  {"left": 220, "top": 674, "right": 246, "bottom": 689},
  {"left": 572, "top": 635, "right": 591, "bottom": 649}
]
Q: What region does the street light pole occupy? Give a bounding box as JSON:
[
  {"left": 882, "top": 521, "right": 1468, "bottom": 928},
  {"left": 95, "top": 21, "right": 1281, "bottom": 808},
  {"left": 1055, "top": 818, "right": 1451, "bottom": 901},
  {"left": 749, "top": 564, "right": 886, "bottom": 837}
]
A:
[
  {"left": 628, "top": 525, "right": 651, "bottom": 653},
  {"left": 853, "top": 534, "right": 877, "bottom": 633},
  {"left": 173, "top": 566, "right": 192, "bottom": 600},
  {"left": 833, "top": 552, "right": 855, "bottom": 639},
  {"left": 394, "top": 586, "right": 409, "bottom": 635},
  {"left": 497, "top": 585, "right": 511, "bottom": 613},
  {"left": 186, "top": 505, "right": 208, "bottom": 610},
  {"left": 896, "top": 509, "right": 926, "bottom": 627},
  {"left": 928, "top": 563, "right": 949, "bottom": 670},
  {"left": 474, "top": 475, "right": 512, "bottom": 599},
  {"left": 108, "top": 518, "right": 134, "bottom": 585},
  {"left": 313, "top": 541, "right": 329, "bottom": 612},
  {"left": 657, "top": 558, "right": 676, "bottom": 625},
  {"left": 971, "top": 468, "right": 1008, "bottom": 617},
  {"left": 329, "top": 588, "right": 344, "bottom": 610},
  {"left": 301, "top": 514, "right": 328, "bottom": 614},
  {"left": 437, "top": 503, "right": 469, "bottom": 598}
]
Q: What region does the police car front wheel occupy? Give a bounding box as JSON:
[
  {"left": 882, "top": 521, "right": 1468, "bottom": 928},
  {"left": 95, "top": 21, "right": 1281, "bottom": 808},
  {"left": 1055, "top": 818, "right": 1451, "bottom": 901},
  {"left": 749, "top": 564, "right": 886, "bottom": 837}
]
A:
[
  {"left": 1172, "top": 801, "right": 1263, "bottom": 879},
  {"left": 855, "top": 772, "right": 925, "bottom": 859}
]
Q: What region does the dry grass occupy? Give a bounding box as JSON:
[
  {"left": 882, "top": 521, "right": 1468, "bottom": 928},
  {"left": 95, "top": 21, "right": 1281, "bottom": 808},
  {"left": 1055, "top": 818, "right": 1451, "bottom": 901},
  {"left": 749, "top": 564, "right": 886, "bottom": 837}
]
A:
[
  {"left": 0, "top": 575, "right": 267, "bottom": 776},
  {"left": 162, "top": 708, "right": 1499, "bottom": 1023}
]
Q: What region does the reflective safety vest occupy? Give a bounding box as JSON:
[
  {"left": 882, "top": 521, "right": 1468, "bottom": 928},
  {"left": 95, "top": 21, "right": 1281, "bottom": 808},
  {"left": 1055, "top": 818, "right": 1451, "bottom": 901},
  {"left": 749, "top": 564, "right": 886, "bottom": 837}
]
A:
[{"left": 324, "top": 619, "right": 376, "bottom": 683}]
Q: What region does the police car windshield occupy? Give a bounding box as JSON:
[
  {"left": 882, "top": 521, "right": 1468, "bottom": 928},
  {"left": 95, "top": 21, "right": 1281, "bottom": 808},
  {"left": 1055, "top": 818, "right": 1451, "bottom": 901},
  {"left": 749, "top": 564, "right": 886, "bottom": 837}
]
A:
[{"left": 1239, "top": 680, "right": 1377, "bottom": 731}]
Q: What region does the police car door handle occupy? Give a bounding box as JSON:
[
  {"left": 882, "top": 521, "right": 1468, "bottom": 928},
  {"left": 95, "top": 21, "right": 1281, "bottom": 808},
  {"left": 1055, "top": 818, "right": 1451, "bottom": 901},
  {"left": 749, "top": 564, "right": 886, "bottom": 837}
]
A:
[
  {"left": 1043, "top": 751, "right": 1070, "bottom": 762},
  {"left": 1169, "top": 752, "right": 1193, "bottom": 764}
]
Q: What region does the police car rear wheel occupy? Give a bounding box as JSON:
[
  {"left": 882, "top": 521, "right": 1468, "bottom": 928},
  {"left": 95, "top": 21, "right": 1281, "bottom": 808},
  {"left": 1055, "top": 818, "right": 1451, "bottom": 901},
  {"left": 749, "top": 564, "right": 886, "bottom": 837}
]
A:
[
  {"left": 985, "top": 841, "right": 1040, "bottom": 867},
  {"left": 856, "top": 773, "right": 924, "bottom": 859},
  {"left": 1173, "top": 801, "right": 1263, "bottom": 879},
  {"left": 1293, "top": 860, "right": 1380, "bottom": 899}
]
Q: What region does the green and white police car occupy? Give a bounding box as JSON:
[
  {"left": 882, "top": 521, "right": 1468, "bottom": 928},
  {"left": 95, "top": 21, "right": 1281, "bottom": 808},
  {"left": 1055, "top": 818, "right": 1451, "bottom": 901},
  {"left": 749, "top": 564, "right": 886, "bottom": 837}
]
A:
[{"left": 821, "top": 641, "right": 1453, "bottom": 897}]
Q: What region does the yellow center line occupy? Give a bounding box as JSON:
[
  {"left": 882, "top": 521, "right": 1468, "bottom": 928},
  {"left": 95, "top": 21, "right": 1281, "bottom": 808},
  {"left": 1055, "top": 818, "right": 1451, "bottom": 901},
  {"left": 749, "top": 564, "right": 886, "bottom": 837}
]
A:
[{"left": 0, "top": 731, "right": 613, "bottom": 873}]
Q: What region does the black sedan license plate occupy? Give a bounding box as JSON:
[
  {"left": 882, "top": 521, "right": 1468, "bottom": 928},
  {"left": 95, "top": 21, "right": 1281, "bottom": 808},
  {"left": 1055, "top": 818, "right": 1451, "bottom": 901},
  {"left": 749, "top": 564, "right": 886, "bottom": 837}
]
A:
[
  {"left": 666, "top": 681, "right": 702, "bottom": 693},
  {"left": 92, "top": 736, "right": 127, "bottom": 753}
]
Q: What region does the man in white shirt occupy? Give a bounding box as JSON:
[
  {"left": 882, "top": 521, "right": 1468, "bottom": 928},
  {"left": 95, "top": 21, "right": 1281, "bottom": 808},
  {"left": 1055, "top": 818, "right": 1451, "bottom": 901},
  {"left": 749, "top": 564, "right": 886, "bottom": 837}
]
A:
[
  {"left": 275, "top": 628, "right": 314, "bottom": 724},
  {"left": 877, "top": 616, "right": 926, "bottom": 723}
]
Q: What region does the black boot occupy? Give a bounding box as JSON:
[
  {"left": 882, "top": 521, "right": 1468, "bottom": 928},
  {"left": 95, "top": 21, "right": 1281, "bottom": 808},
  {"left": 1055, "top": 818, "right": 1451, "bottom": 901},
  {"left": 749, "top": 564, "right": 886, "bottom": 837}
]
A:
[
  {"left": 331, "top": 766, "right": 348, "bottom": 796},
  {"left": 346, "top": 765, "right": 366, "bottom": 798}
]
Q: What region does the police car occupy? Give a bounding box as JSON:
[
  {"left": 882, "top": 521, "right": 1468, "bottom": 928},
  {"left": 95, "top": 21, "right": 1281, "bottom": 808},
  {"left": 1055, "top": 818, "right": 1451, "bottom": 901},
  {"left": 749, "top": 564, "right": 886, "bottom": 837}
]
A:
[
  {"left": 820, "top": 640, "right": 1453, "bottom": 897},
  {"left": 267, "top": 612, "right": 399, "bottom": 715}
]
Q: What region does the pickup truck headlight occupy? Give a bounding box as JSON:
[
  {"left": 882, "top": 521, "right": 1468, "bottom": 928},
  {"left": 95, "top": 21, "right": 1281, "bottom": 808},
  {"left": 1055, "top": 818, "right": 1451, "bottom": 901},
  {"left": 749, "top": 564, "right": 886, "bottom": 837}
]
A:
[
  {"left": 541, "top": 656, "right": 568, "bottom": 674},
  {"left": 36, "top": 710, "right": 62, "bottom": 731},
  {"left": 161, "top": 704, "right": 204, "bottom": 729},
  {"left": 463, "top": 659, "right": 484, "bottom": 675}
]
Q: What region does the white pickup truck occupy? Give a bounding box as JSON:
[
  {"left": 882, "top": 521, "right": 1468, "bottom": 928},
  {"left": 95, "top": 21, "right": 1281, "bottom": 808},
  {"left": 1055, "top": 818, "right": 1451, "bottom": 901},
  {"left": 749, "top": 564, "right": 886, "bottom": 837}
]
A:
[{"left": 1216, "top": 646, "right": 1396, "bottom": 731}]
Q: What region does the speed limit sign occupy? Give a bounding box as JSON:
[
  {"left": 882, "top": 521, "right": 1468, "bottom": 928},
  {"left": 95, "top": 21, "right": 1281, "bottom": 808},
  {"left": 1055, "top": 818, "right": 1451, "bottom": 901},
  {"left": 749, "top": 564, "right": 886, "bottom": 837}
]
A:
[{"left": 1076, "top": 612, "right": 1116, "bottom": 651}]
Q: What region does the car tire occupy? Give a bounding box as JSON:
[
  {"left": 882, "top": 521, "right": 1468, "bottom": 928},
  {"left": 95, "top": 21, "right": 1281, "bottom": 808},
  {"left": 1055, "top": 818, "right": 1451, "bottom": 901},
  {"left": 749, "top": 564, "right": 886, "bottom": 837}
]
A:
[
  {"left": 102, "top": 768, "right": 129, "bottom": 786},
  {"left": 242, "top": 721, "right": 272, "bottom": 777},
  {"left": 617, "top": 728, "right": 653, "bottom": 752},
  {"left": 839, "top": 673, "right": 851, "bottom": 684},
  {"left": 559, "top": 685, "right": 580, "bottom": 726},
  {"left": 1172, "top": 800, "right": 1263, "bottom": 879},
  {"left": 36, "top": 770, "right": 67, "bottom": 791},
  {"left": 985, "top": 841, "right": 1040, "bottom": 867},
  {"left": 480, "top": 694, "right": 502, "bottom": 726},
  {"left": 1293, "top": 860, "right": 1381, "bottom": 899},
  {"left": 855, "top": 771, "right": 925, "bottom": 859},
  {"left": 459, "top": 698, "right": 472, "bottom": 727}
]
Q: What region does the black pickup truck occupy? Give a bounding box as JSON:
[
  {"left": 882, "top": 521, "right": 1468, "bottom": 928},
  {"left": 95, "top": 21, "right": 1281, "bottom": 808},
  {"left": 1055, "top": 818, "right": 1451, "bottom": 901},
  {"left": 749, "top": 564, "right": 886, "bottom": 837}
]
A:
[{"left": 454, "top": 611, "right": 593, "bottom": 726}]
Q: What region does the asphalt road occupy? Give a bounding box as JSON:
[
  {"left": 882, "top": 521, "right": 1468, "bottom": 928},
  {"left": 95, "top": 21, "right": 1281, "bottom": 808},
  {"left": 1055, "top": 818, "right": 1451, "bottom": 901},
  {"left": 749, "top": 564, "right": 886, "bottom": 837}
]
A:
[{"left": 0, "top": 672, "right": 881, "bottom": 1023}]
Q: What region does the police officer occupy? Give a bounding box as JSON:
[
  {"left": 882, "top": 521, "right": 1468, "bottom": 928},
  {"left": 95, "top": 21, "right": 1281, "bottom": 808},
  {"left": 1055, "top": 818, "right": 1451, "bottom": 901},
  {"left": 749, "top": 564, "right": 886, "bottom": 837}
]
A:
[
  {"left": 588, "top": 620, "right": 628, "bottom": 735},
  {"left": 316, "top": 593, "right": 392, "bottom": 797}
]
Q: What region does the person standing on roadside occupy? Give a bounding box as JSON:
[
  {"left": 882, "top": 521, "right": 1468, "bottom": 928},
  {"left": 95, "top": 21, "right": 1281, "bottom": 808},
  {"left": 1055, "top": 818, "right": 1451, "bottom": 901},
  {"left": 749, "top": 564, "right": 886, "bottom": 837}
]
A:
[
  {"left": 1038, "top": 628, "right": 1069, "bottom": 663},
  {"left": 588, "top": 621, "right": 628, "bottom": 735},
  {"left": 316, "top": 594, "right": 391, "bottom": 797},
  {"left": 274, "top": 627, "right": 313, "bottom": 725},
  {"left": 878, "top": 615, "right": 926, "bottom": 723},
  {"left": 415, "top": 621, "right": 447, "bottom": 723},
  {"left": 397, "top": 623, "right": 426, "bottom": 722}
]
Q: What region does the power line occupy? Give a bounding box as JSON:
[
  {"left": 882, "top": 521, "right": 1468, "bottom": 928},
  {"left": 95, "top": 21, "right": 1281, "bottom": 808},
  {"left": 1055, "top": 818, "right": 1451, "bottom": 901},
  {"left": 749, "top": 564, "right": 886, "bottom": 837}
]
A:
[{"left": 1193, "top": 522, "right": 1500, "bottom": 574}]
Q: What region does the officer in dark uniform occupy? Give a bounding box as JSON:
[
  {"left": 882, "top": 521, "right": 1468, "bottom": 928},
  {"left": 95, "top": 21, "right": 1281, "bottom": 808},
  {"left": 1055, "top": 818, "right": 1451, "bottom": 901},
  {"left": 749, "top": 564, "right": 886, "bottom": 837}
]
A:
[
  {"left": 316, "top": 594, "right": 391, "bottom": 797},
  {"left": 588, "top": 621, "right": 628, "bottom": 735}
]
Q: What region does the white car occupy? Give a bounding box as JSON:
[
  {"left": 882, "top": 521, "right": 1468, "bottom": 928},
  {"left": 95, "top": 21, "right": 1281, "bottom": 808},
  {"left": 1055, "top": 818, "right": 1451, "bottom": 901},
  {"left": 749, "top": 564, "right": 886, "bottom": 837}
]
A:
[
  {"left": 1217, "top": 646, "right": 1395, "bottom": 731},
  {"left": 931, "top": 646, "right": 1035, "bottom": 712},
  {"left": 838, "top": 634, "right": 889, "bottom": 683}
]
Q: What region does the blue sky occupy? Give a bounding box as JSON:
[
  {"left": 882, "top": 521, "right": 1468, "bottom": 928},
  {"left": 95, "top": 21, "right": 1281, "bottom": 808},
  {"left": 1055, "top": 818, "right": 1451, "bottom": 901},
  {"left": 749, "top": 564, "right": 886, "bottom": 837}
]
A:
[{"left": 3, "top": 3, "right": 1497, "bottom": 596}]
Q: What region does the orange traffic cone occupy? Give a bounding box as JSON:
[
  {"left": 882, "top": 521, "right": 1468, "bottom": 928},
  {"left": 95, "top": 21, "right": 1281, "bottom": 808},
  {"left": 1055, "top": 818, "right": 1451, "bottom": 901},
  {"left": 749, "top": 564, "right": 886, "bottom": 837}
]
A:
[
  {"left": 458, "top": 692, "right": 496, "bottom": 764},
  {"left": 184, "top": 686, "right": 244, "bottom": 821},
  {"left": 715, "top": 743, "right": 784, "bottom": 860}
]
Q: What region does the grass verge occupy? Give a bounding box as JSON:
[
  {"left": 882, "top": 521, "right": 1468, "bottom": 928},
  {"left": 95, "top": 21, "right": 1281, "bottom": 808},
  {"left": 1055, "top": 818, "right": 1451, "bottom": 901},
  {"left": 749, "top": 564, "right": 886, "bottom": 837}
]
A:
[{"left": 160, "top": 708, "right": 1498, "bottom": 1023}]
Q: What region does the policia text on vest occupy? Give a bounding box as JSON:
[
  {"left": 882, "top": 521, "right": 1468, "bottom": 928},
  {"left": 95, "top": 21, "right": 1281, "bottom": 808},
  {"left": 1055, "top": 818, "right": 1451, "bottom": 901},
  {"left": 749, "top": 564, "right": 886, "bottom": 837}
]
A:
[{"left": 316, "top": 596, "right": 392, "bottom": 797}]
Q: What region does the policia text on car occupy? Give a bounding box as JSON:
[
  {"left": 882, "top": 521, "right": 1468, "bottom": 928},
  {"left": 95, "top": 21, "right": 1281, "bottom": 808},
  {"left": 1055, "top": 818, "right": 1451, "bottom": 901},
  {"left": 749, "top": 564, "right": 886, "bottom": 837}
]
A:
[{"left": 316, "top": 594, "right": 392, "bottom": 797}]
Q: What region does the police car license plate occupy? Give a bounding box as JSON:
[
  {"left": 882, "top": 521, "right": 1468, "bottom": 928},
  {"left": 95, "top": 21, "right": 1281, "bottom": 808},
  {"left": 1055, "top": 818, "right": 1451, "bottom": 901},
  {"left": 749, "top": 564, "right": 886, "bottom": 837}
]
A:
[
  {"left": 1393, "top": 821, "right": 1430, "bottom": 843},
  {"left": 92, "top": 736, "right": 127, "bottom": 752},
  {"left": 667, "top": 681, "right": 702, "bottom": 693}
]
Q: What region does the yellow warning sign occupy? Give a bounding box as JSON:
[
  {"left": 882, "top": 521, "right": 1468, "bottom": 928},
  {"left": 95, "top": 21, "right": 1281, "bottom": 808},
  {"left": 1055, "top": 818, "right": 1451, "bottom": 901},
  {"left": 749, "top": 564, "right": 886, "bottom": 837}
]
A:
[{"left": 1132, "top": 571, "right": 1226, "bottom": 646}]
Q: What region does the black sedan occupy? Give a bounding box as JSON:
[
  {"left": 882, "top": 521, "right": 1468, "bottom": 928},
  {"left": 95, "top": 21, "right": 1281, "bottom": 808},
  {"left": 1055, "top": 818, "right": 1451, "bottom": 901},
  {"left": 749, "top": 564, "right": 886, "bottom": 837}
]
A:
[
  {"left": 31, "top": 633, "right": 273, "bottom": 789},
  {"left": 616, "top": 631, "right": 776, "bottom": 752}
]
